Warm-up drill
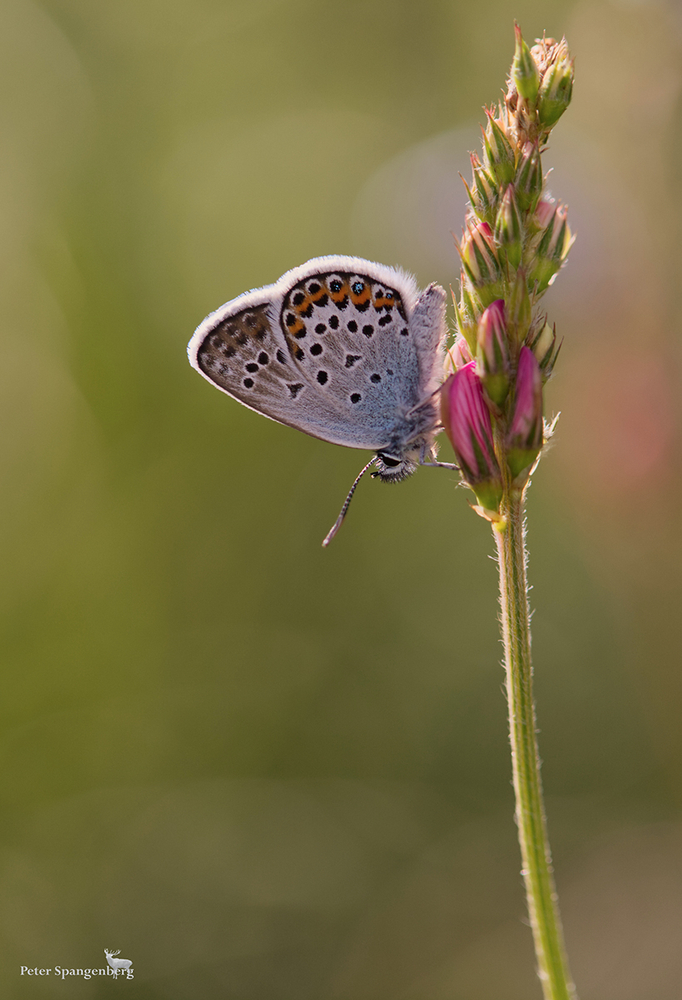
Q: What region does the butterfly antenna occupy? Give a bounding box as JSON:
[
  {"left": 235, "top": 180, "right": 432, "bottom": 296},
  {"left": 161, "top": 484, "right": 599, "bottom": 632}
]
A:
[{"left": 322, "top": 458, "right": 378, "bottom": 548}]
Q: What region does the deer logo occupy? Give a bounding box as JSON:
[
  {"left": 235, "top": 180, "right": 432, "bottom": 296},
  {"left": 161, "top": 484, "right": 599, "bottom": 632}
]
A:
[{"left": 104, "top": 949, "right": 133, "bottom": 978}]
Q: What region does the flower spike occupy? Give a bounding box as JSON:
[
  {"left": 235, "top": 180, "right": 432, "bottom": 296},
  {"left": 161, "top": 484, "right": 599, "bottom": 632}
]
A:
[{"left": 445, "top": 26, "right": 578, "bottom": 1000}]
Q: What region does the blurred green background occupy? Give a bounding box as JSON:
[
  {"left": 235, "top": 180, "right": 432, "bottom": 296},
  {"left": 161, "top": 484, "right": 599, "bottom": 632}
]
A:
[{"left": 2, "top": 0, "right": 682, "bottom": 997}]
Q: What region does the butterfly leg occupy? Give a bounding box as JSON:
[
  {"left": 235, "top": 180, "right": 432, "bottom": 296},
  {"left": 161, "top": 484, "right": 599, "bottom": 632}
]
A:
[{"left": 418, "top": 439, "right": 459, "bottom": 471}]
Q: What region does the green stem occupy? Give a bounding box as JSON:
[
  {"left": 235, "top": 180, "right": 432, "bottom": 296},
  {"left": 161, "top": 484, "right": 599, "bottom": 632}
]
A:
[{"left": 493, "top": 486, "right": 577, "bottom": 1000}]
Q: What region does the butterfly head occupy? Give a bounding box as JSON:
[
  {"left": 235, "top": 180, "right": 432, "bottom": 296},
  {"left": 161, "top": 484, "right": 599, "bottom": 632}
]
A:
[
  {"left": 372, "top": 449, "right": 418, "bottom": 483},
  {"left": 371, "top": 395, "right": 440, "bottom": 483}
]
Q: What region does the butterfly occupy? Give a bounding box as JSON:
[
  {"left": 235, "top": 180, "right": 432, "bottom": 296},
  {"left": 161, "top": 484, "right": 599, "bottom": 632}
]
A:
[{"left": 188, "top": 256, "right": 456, "bottom": 544}]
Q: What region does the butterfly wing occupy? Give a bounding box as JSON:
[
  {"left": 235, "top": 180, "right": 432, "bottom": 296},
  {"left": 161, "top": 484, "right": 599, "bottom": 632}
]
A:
[{"left": 188, "top": 256, "right": 446, "bottom": 451}]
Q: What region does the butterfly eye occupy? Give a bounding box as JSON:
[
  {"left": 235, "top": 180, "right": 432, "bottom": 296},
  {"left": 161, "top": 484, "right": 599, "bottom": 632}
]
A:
[{"left": 377, "top": 451, "right": 402, "bottom": 468}]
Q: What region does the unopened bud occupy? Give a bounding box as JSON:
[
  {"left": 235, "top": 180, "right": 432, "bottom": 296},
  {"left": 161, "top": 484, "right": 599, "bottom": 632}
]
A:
[
  {"left": 507, "top": 347, "right": 543, "bottom": 478},
  {"left": 515, "top": 142, "right": 543, "bottom": 214},
  {"left": 534, "top": 197, "right": 556, "bottom": 229},
  {"left": 476, "top": 300, "right": 510, "bottom": 406},
  {"left": 494, "top": 185, "right": 523, "bottom": 270},
  {"left": 456, "top": 283, "right": 484, "bottom": 347},
  {"left": 467, "top": 152, "right": 498, "bottom": 219},
  {"left": 483, "top": 112, "right": 515, "bottom": 187},
  {"left": 441, "top": 363, "right": 503, "bottom": 512},
  {"left": 507, "top": 268, "right": 532, "bottom": 344},
  {"left": 537, "top": 37, "right": 574, "bottom": 130},
  {"left": 446, "top": 336, "right": 473, "bottom": 374},
  {"left": 512, "top": 24, "right": 540, "bottom": 105},
  {"left": 531, "top": 202, "right": 573, "bottom": 293},
  {"left": 460, "top": 221, "right": 503, "bottom": 306},
  {"left": 529, "top": 318, "right": 561, "bottom": 379}
]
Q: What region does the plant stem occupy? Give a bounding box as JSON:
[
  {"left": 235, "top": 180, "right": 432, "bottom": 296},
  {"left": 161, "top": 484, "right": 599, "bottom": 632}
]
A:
[{"left": 493, "top": 485, "right": 577, "bottom": 1000}]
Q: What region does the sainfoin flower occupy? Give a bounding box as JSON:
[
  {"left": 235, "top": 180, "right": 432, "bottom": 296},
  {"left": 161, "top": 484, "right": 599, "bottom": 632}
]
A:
[
  {"left": 441, "top": 362, "right": 503, "bottom": 512},
  {"left": 507, "top": 346, "right": 544, "bottom": 478},
  {"left": 445, "top": 27, "right": 578, "bottom": 999}
]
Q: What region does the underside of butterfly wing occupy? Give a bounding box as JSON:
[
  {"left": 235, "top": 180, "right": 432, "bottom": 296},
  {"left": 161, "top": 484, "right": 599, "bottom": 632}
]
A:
[{"left": 189, "top": 258, "right": 446, "bottom": 453}]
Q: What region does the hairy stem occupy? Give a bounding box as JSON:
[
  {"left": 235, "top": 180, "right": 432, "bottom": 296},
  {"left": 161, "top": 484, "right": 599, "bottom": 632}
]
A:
[{"left": 494, "top": 486, "right": 577, "bottom": 1000}]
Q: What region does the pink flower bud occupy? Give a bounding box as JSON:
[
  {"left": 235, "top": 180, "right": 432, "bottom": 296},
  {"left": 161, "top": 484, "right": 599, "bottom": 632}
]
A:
[
  {"left": 476, "top": 300, "right": 510, "bottom": 406},
  {"left": 441, "top": 363, "right": 503, "bottom": 511},
  {"left": 507, "top": 346, "right": 544, "bottom": 478},
  {"left": 450, "top": 336, "right": 473, "bottom": 371},
  {"left": 534, "top": 198, "right": 555, "bottom": 229}
]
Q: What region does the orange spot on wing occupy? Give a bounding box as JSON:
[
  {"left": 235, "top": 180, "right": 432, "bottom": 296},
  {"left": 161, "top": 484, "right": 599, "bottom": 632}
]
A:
[
  {"left": 329, "top": 280, "right": 350, "bottom": 303},
  {"left": 350, "top": 284, "right": 371, "bottom": 307},
  {"left": 287, "top": 317, "right": 306, "bottom": 337},
  {"left": 374, "top": 291, "right": 397, "bottom": 309},
  {"left": 290, "top": 296, "right": 310, "bottom": 315}
]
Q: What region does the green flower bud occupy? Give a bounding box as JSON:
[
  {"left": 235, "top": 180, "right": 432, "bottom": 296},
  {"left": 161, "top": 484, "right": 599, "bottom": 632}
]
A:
[
  {"left": 453, "top": 289, "right": 478, "bottom": 352},
  {"left": 466, "top": 152, "right": 498, "bottom": 220},
  {"left": 483, "top": 112, "right": 515, "bottom": 187},
  {"left": 460, "top": 221, "right": 504, "bottom": 306},
  {"left": 531, "top": 202, "right": 574, "bottom": 293},
  {"left": 528, "top": 318, "right": 561, "bottom": 380},
  {"left": 507, "top": 268, "right": 532, "bottom": 344},
  {"left": 512, "top": 23, "right": 540, "bottom": 105},
  {"left": 515, "top": 142, "right": 543, "bottom": 214},
  {"left": 494, "top": 185, "right": 523, "bottom": 270},
  {"left": 537, "top": 38, "right": 574, "bottom": 130}
]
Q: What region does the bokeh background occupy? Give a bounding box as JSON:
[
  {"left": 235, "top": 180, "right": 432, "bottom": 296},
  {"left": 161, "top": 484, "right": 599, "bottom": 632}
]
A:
[{"left": 2, "top": 0, "right": 682, "bottom": 996}]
